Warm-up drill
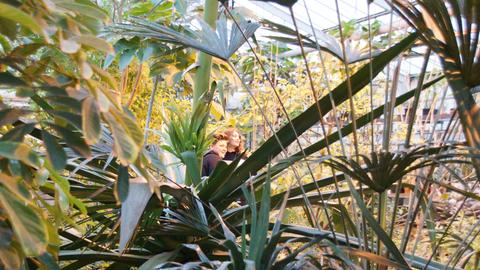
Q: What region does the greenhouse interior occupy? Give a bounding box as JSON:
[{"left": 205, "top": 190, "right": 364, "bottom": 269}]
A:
[{"left": 1, "top": 0, "right": 480, "bottom": 269}]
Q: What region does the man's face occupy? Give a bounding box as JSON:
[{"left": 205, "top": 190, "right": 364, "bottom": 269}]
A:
[{"left": 212, "top": 140, "right": 228, "bottom": 158}]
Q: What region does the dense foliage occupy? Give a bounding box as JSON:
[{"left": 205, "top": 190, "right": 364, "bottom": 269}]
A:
[{"left": 0, "top": 0, "right": 479, "bottom": 269}]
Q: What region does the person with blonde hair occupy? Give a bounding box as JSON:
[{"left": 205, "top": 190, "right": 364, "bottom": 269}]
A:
[
  {"left": 223, "top": 127, "right": 250, "bottom": 161},
  {"left": 201, "top": 133, "right": 228, "bottom": 177}
]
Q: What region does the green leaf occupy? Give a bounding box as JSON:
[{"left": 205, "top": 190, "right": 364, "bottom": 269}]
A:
[
  {"left": 54, "top": 1, "right": 109, "bottom": 22},
  {"left": 37, "top": 252, "right": 60, "bottom": 270},
  {"left": 119, "top": 180, "right": 153, "bottom": 252},
  {"left": 113, "top": 17, "right": 259, "bottom": 61},
  {"left": 104, "top": 110, "right": 141, "bottom": 165},
  {"left": 345, "top": 178, "right": 410, "bottom": 267},
  {"left": 180, "top": 151, "right": 201, "bottom": 186},
  {"left": 223, "top": 240, "right": 245, "bottom": 269},
  {"left": 0, "top": 72, "right": 25, "bottom": 87},
  {"left": 9, "top": 43, "right": 43, "bottom": 58},
  {"left": 0, "top": 185, "right": 48, "bottom": 256},
  {"left": 0, "top": 123, "right": 35, "bottom": 142},
  {"left": 41, "top": 130, "right": 67, "bottom": 171},
  {"left": 49, "top": 124, "right": 91, "bottom": 158},
  {"left": 210, "top": 203, "right": 236, "bottom": 242},
  {"left": 72, "top": 35, "right": 113, "bottom": 53},
  {"left": 0, "top": 3, "right": 43, "bottom": 36},
  {"left": 0, "top": 18, "right": 17, "bottom": 41},
  {"left": 139, "top": 250, "right": 178, "bottom": 270},
  {"left": 46, "top": 163, "right": 87, "bottom": 214},
  {"left": 0, "top": 141, "right": 40, "bottom": 168},
  {"left": 249, "top": 169, "right": 271, "bottom": 268},
  {"left": 119, "top": 49, "right": 135, "bottom": 71},
  {"left": 115, "top": 165, "right": 129, "bottom": 203},
  {"left": 82, "top": 97, "right": 101, "bottom": 144},
  {"left": 49, "top": 110, "right": 82, "bottom": 130}
]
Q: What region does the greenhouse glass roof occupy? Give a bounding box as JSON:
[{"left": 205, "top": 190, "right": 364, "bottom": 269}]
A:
[{"left": 238, "top": 0, "right": 392, "bottom": 34}]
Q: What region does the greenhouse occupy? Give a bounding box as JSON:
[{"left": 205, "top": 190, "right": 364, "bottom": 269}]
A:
[{"left": 0, "top": 0, "right": 479, "bottom": 269}]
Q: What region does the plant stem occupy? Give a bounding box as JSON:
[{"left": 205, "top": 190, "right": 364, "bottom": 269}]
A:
[{"left": 192, "top": 0, "right": 218, "bottom": 109}]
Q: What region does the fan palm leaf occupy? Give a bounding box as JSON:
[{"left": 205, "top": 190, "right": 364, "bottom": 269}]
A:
[
  {"left": 110, "top": 16, "right": 259, "bottom": 61},
  {"left": 392, "top": 0, "right": 480, "bottom": 157},
  {"left": 325, "top": 144, "right": 468, "bottom": 193},
  {"left": 262, "top": 19, "right": 381, "bottom": 64}
]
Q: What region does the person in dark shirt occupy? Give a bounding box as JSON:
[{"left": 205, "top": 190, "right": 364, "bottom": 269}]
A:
[
  {"left": 223, "top": 127, "right": 250, "bottom": 161},
  {"left": 201, "top": 133, "right": 228, "bottom": 177}
]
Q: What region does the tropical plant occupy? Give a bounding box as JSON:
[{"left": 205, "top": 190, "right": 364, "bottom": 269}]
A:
[
  {"left": 0, "top": 1, "right": 144, "bottom": 268},
  {"left": 53, "top": 25, "right": 466, "bottom": 269},
  {"left": 391, "top": 0, "right": 480, "bottom": 164},
  {"left": 161, "top": 102, "right": 212, "bottom": 186},
  {"left": 2, "top": 0, "right": 480, "bottom": 269}
]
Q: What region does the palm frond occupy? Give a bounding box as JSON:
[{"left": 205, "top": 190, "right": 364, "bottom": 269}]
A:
[{"left": 110, "top": 16, "right": 259, "bottom": 61}]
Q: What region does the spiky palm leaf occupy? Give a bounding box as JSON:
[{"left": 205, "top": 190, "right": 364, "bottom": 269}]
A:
[
  {"left": 110, "top": 16, "right": 259, "bottom": 61},
  {"left": 392, "top": 0, "right": 480, "bottom": 157},
  {"left": 325, "top": 144, "right": 467, "bottom": 193},
  {"left": 262, "top": 19, "right": 381, "bottom": 64}
]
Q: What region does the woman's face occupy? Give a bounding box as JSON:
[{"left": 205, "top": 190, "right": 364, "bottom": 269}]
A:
[
  {"left": 212, "top": 140, "right": 228, "bottom": 158},
  {"left": 228, "top": 131, "right": 241, "bottom": 148}
]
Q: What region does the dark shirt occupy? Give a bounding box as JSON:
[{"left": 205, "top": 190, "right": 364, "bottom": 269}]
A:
[
  {"left": 223, "top": 151, "right": 240, "bottom": 161},
  {"left": 202, "top": 151, "right": 222, "bottom": 177}
]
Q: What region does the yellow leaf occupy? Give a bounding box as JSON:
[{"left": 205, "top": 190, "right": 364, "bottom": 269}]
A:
[{"left": 72, "top": 35, "right": 114, "bottom": 54}]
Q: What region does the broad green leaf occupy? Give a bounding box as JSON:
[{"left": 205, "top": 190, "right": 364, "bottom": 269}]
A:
[
  {"left": 0, "top": 19, "right": 16, "bottom": 42},
  {"left": 54, "top": 1, "right": 109, "bottom": 22},
  {"left": 115, "top": 165, "right": 130, "bottom": 203},
  {"left": 90, "top": 64, "right": 118, "bottom": 90},
  {"left": 0, "top": 141, "right": 40, "bottom": 168},
  {"left": 82, "top": 97, "right": 101, "bottom": 144},
  {"left": 139, "top": 250, "right": 178, "bottom": 270},
  {"left": 43, "top": 96, "right": 82, "bottom": 113},
  {"left": 119, "top": 179, "right": 153, "bottom": 252},
  {"left": 41, "top": 130, "right": 67, "bottom": 171},
  {"left": 0, "top": 72, "right": 26, "bottom": 87},
  {"left": 128, "top": 2, "right": 154, "bottom": 16},
  {"left": 103, "top": 53, "right": 115, "bottom": 69},
  {"left": 210, "top": 204, "right": 236, "bottom": 242},
  {"left": 119, "top": 109, "right": 144, "bottom": 146},
  {"left": 46, "top": 162, "right": 87, "bottom": 214},
  {"left": 48, "top": 110, "right": 82, "bottom": 130},
  {"left": 37, "top": 252, "right": 60, "bottom": 270},
  {"left": 180, "top": 151, "right": 201, "bottom": 186},
  {"left": 49, "top": 124, "right": 91, "bottom": 158},
  {"left": 119, "top": 49, "right": 135, "bottom": 71},
  {"left": 249, "top": 170, "right": 271, "bottom": 269},
  {"left": 0, "top": 3, "right": 43, "bottom": 36},
  {"left": 0, "top": 185, "right": 48, "bottom": 256},
  {"left": 105, "top": 114, "right": 138, "bottom": 164},
  {"left": 0, "top": 123, "right": 35, "bottom": 142},
  {"left": 223, "top": 240, "right": 245, "bottom": 269},
  {"left": 9, "top": 43, "right": 43, "bottom": 58}
]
